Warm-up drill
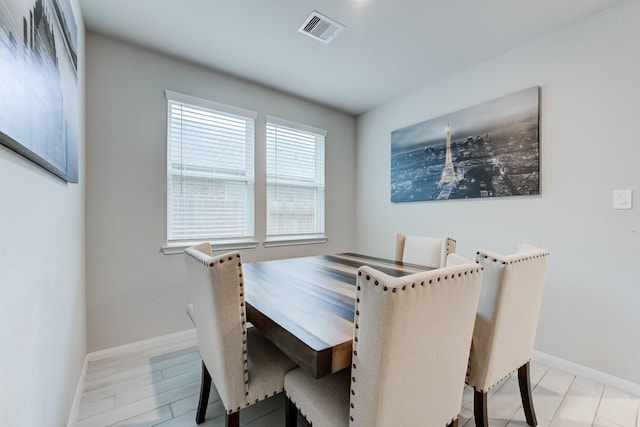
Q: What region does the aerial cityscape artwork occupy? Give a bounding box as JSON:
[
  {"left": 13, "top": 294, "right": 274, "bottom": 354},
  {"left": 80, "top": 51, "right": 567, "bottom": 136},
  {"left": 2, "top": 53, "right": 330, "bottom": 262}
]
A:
[
  {"left": 391, "top": 86, "right": 540, "bottom": 202},
  {"left": 0, "top": 0, "right": 79, "bottom": 182}
]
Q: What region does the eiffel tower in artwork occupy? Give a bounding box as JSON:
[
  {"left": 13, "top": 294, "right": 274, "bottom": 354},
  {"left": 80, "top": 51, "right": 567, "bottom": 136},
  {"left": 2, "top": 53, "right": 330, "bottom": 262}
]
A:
[{"left": 438, "top": 125, "right": 458, "bottom": 188}]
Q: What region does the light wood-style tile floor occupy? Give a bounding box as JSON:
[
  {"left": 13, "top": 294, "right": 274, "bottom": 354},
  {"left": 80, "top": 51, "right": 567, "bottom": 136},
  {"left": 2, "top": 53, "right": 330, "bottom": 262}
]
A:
[{"left": 75, "top": 336, "right": 640, "bottom": 426}]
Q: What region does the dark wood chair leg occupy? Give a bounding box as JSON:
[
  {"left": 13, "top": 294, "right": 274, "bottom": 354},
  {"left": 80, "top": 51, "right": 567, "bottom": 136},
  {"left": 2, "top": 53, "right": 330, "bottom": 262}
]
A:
[
  {"left": 285, "top": 396, "right": 298, "bottom": 427},
  {"left": 196, "top": 361, "right": 211, "bottom": 424},
  {"left": 225, "top": 411, "right": 240, "bottom": 427},
  {"left": 518, "top": 362, "right": 538, "bottom": 426},
  {"left": 474, "top": 388, "right": 489, "bottom": 427},
  {"left": 446, "top": 417, "right": 459, "bottom": 427}
]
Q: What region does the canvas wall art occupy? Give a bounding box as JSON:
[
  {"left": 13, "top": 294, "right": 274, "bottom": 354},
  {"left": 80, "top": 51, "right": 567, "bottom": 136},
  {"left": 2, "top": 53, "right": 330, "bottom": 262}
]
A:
[
  {"left": 0, "top": 0, "right": 78, "bottom": 182},
  {"left": 391, "top": 86, "right": 540, "bottom": 202}
]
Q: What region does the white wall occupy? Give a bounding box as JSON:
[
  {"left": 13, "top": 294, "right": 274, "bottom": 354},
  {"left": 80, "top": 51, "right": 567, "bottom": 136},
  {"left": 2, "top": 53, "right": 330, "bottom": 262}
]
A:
[
  {"left": 85, "top": 33, "right": 356, "bottom": 352},
  {"left": 355, "top": 0, "right": 640, "bottom": 384},
  {"left": 0, "top": 0, "right": 86, "bottom": 425}
]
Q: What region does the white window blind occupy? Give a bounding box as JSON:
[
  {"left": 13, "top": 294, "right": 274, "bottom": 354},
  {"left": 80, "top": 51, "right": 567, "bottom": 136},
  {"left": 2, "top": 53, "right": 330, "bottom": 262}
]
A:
[
  {"left": 266, "top": 117, "right": 326, "bottom": 239},
  {"left": 166, "top": 91, "right": 255, "bottom": 244}
]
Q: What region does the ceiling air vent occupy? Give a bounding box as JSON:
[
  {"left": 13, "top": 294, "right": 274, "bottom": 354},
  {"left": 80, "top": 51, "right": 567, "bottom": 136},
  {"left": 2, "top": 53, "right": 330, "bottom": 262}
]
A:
[{"left": 299, "top": 11, "right": 344, "bottom": 44}]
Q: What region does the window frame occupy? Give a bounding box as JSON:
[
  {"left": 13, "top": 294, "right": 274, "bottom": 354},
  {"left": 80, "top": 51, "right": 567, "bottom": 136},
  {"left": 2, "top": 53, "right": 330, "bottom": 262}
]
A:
[
  {"left": 264, "top": 116, "right": 327, "bottom": 247},
  {"left": 162, "top": 90, "right": 258, "bottom": 254}
]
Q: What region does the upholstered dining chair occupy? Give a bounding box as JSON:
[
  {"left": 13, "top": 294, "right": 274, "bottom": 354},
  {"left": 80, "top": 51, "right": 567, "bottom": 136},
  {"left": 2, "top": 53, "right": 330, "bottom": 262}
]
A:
[
  {"left": 184, "top": 243, "right": 297, "bottom": 426},
  {"left": 394, "top": 232, "right": 457, "bottom": 268},
  {"left": 284, "top": 255, "right": 483, "bottom": 427},
  {"left": 467, "top": 244, "right": 549, "bottom": 427}
]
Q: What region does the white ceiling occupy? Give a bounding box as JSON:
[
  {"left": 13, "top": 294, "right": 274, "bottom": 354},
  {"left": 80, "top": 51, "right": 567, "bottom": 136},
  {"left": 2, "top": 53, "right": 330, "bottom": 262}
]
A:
[{"left": 79, "top": 0, "right": 624, "bottom": 115}]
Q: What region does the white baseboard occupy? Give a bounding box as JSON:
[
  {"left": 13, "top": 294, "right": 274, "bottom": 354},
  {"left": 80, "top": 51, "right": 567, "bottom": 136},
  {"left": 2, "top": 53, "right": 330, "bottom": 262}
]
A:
[
  {"left": 532, "top": 350, "right": 640, "bottom": 396},
  {"left": 67, "top": 329, "right": 198, "bottom": 425},
  {"left": 66, "top": 354, "right": 88, "bottom": 427},
  {"left": 87, "top": 328, "right": 197, "bottom": 362}
]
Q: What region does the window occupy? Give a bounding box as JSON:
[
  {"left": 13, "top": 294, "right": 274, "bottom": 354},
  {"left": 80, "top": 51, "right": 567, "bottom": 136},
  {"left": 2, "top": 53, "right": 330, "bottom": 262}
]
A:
[
  {"left": 165, "top": 91, "right": 256, "bottom": 246},
  {"left": 266, "top": 117, "right": 326, "bottom": 241}
]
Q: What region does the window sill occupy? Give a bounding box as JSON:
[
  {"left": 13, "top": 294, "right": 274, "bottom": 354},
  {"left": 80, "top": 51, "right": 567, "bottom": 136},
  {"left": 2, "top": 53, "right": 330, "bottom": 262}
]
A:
[
  {"left": 161, "top": 240, "right": 259, "bottom": 255},
  {"left": 263, "top": 236, "right": 328, "bottom": 248}
]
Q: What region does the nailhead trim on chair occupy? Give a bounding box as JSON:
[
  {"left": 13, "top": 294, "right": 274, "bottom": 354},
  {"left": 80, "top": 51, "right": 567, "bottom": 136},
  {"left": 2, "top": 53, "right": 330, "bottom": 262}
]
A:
[
  {"left": 234, "top": 253, "right": 251, "bottom": 408},
  {"left": 476, "top": 251, "right": 549, "bottom": 265},
  {"left": 216, "top": 252, "right": 257, "bottom": 414},
  {"left": 445, "top": 238, "right": 457, "bottom": 256},
  {"left": 184, "top": 250, "right": 215, "bottom": 267},
  {"left": 352, "top": 266, "right": 482, "bottom": 424},
  {"left": 469, "top": 359, "right": 532, "bottom": 393},
  {"left": 202, "top": 252, "right": 248, "bottom": 415}
]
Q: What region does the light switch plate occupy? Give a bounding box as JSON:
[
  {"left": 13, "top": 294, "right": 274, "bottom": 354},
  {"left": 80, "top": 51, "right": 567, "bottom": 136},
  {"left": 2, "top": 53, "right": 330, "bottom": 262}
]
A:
[{"left": 613, "top": 189, "right": 632, "bottom": 209}]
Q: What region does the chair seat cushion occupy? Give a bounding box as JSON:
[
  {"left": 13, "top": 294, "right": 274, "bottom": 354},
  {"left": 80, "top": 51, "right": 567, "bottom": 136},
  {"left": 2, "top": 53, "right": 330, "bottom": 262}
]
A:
[
  {"left": 246, "top": 327, "right": 298, "bottom": 404},
  {"left": 285, "top": 367, "right": 350, "bottom": 427}
]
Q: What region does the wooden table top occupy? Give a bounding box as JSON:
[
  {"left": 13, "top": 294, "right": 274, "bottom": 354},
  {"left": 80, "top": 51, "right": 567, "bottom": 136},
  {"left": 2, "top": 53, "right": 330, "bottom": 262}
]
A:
[{"left": 243, "top": 253, "right": 429, "bottom": 378}]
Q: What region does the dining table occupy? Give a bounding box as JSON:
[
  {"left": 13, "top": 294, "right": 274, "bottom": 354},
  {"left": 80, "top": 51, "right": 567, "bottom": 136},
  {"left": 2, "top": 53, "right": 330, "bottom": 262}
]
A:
[{"left": 243, "top": 252, "right": 430, "bottom": 378}]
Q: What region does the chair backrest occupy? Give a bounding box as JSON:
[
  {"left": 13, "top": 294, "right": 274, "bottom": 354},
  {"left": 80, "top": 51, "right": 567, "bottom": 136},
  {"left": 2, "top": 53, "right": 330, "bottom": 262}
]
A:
[
  {"left": 350, "top": 259, "right": 483, "bottom": 426},
  {"left": 184, "top": 243, "right": 248, "bottom": 411},
  {"left": 466, "top": 244, "right": 549, "bottom": 392},
  {"left": 394, "top": 232, "right": 456, "bottom": 268}
]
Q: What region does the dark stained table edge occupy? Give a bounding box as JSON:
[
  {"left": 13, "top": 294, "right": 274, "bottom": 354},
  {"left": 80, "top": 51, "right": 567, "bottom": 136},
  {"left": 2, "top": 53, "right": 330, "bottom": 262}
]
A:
[{"left": 247, "top": 304, "right": 333, "bottom": 378}]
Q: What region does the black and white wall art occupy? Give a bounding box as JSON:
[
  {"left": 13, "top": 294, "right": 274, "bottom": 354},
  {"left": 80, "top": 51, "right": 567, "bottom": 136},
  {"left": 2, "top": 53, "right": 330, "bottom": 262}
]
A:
[
  {"left": 391, "top": 86, "right": 540, "bottom": 202},
  {"left": 0, "top": 0, "right": 78, "bottom": 182}
]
